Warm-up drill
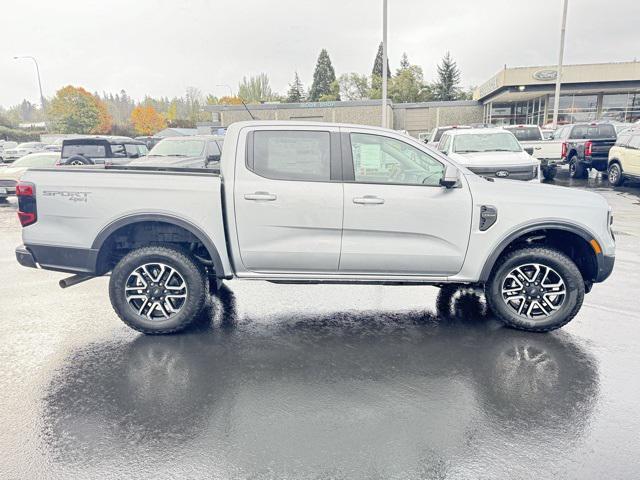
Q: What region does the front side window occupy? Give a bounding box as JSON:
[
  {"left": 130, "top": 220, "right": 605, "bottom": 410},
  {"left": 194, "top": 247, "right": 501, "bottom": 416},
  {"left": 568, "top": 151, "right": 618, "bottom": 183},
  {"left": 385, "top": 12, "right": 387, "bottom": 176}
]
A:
[
  {"left": 252, "top": 130, "right": 331, "bottom": 181},
  {"left": 61, "top": 144, "right": 107, "bottom": 158},
  {"left": 452, "top": 132, "right": 521, "bottom": 153},
  {"left": 350, "top": 133, "right": 444, "bottom": 186}
]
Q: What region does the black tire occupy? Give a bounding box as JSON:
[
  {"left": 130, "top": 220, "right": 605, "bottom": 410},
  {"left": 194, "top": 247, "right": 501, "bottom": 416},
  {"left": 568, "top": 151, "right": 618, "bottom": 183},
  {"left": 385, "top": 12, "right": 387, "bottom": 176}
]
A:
[
  {"left": 63, "top": 154, "right": 93, "bottom": 166},
  {"left": 607, "top": 162, "right": 624, "bottom": 187},
  {"left": 109, "top": 245, "right": 208, "bottom": 334},
  {"left": 568, "top": 155, "right": 587, "bottom": 179},
  {"left": 485, "top": 247, "right": 584, "bottom": 332},
  {"left": 542, "top": 165, "right": 557, "bottom": 181}
]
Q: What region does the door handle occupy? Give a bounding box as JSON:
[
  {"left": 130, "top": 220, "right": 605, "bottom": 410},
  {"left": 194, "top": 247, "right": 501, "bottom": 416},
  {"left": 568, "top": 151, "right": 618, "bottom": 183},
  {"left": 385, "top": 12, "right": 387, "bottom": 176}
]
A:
[
  {"left": 534, "top": 146, "right": 542, "bottom": 150},
  {"left": 244, "top": 191, "right": 277, "bottom": 201},
  {"left": 353, "top": 195, "right": 384, "bottom": 205}
]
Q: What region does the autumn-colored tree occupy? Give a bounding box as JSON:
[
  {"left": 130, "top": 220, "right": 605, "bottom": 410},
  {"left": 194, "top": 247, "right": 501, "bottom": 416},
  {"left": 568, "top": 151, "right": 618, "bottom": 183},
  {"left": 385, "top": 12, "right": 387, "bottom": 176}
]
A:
[
  {"left": 49, "top": 86, "right": 106, "bottom": 134},
  {"left": 218, "top": 96, "right": 244, "bottom": 105},
  {"left": 93, "top": 96, "right": 113, "bottom": 134},
  {"left": 130, "top": 105, "right": 167, "bottom": 135}
]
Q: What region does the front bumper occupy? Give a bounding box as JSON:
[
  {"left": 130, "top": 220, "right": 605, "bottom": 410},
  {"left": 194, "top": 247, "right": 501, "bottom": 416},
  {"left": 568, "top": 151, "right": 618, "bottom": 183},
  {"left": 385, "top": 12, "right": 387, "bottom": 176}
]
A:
[{"left": 595, "top": 254, "right": 615, "bottom": 283}]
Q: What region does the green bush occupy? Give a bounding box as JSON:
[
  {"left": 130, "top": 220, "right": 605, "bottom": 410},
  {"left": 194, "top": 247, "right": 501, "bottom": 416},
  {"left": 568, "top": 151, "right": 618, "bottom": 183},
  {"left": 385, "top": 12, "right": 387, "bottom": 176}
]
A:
[{"left": 0, "top": 126, "right": 43, "bottom": 142}]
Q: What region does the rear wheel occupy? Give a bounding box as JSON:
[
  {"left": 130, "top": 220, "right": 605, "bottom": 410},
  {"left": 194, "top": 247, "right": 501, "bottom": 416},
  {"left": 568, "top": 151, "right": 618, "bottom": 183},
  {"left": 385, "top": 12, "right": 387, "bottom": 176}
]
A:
[
  {"left": 607, "top": 162, "right": 624, "bottom": 187},
  {"left": 63, "top": 154, "right": 93, "bottom": 166},
  {"left": 109, "top": 246, "right": 208, "bottom": 334},
  {"left": 485, "top": 247, "right": 584, "bottom": 332},
  {"left": 569, "top": 156, "right": 587, "bottom": 179}
]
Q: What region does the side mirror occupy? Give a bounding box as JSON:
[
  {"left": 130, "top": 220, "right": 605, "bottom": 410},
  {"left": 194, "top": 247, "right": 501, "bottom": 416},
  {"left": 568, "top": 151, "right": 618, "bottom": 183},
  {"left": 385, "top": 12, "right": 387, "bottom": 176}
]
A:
[
  {"left": 439, "top": 165, "right": 459, "bottom": 188},
  {"left": 206, "top": 154, "right": 221, "bottom": 165},
  {"left": 524, "top": 147, "right": 534, "bottom": 156}
]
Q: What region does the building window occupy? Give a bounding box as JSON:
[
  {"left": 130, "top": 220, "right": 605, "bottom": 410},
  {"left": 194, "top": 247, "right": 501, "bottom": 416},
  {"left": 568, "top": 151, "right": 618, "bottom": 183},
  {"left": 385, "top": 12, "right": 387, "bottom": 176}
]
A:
[
  {"left": 602, "top": 93, "right": 640, "bottom": 123},
  {"left": 547, "top": 94, "right": 598, "bottom": 124}
]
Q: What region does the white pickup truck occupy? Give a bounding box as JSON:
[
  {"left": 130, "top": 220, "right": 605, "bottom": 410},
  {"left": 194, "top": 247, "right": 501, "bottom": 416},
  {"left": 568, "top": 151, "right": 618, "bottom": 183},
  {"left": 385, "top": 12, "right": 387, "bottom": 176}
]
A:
[
  {"left": 15, "top": 121, "right": 615, "bottom": 334},
  {"left": 502, "top": 125, "right": 563, "bottom": 180}
]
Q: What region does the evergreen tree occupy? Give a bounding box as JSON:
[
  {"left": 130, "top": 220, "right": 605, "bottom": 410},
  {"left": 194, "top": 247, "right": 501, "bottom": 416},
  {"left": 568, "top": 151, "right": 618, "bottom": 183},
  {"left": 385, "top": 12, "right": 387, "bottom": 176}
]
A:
[
  {"left": 398, "top": 52, "right": 410, "bottom": 73},
  {"left": 309, "top": 49, "right": 338, "bottom": 101},
  {"left": 372, "top": 42, "right": 391, "bottom": 78},
  {"left": 286, "top": 72, "right": 305, "bottom": 103},
  {"left": 432, "top": 52, "right": 463, "bottom": 101}
]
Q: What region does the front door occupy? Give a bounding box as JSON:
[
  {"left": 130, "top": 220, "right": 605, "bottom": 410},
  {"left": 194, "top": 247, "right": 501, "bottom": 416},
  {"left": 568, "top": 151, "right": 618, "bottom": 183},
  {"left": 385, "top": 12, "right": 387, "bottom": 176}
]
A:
[
  {"left": 339, "top": 129, "right": 472, "bottom": 276},
  {"left": 234, "top": 127, "right": 343, "bottom": 273}
]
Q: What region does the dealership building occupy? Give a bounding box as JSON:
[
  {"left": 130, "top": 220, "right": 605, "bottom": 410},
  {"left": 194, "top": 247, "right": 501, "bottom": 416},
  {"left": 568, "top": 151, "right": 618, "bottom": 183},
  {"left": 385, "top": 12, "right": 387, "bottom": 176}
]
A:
[{"left": 205, "top": 61, "right": 640, "bottom": 138}]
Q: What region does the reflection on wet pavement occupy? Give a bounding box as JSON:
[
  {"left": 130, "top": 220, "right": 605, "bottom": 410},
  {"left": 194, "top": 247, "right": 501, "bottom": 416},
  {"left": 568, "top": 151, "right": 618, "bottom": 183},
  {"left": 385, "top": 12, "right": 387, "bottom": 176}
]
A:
[{"left": 41, "top": 286, "right": 599, "bottom": 479}]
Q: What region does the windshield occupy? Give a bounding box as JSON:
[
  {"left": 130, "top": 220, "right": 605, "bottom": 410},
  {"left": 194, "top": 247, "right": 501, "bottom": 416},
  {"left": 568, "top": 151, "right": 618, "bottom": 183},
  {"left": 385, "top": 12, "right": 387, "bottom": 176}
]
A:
[
  {"left": 148, "top": 139, "right": 205, "bottom": 157},
  {"left": 504, "top": 127, "right": 542, "bottom": 141},
  {"left": 11, "top": 153, "right": 58, "bottom": 167},
  {"left": 453, "top": 132, "right": 522, "bottom": 153}
]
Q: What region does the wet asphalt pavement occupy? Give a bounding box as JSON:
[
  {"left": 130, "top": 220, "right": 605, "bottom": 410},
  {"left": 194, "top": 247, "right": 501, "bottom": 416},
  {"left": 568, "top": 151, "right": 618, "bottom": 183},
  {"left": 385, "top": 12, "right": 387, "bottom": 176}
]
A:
[{"left": 1, "top": 171, "right": 640, "bottom": 479}]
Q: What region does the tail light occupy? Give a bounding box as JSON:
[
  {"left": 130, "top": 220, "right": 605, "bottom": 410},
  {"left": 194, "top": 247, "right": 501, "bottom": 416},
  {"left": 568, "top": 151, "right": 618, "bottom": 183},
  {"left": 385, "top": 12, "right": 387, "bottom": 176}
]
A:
[
  {"left": 561, "top": 142, "right": 567, "bottom": 158},
  {"left": 584, "top": 140, "right": 593, "bottom": 157},
  {"left": 16, "top": 181, "right": 37, "bottom": 227}
]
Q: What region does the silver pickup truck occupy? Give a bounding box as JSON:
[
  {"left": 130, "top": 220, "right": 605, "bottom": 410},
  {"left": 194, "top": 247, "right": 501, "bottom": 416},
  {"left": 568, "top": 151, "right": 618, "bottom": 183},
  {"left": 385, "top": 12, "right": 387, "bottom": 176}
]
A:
[{"left": 15, "top": 121, "right": 615, "bottom": 334}]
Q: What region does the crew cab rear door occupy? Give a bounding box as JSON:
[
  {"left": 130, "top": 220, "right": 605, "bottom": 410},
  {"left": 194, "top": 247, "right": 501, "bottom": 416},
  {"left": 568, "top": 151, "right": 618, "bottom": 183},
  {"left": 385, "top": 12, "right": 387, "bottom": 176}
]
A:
[
  {"left": 234, "top": 126, "right": 343, "bottom": 273},
  {"left": 338, "top": 127, "right": 472, "bottom": 275}
]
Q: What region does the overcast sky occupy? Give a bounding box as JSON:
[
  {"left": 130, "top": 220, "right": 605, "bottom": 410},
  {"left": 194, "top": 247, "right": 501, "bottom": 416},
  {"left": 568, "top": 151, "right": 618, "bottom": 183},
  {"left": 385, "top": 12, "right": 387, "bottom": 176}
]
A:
[{"left": 1, "top": 0, "right": 638, "bottom": 107}]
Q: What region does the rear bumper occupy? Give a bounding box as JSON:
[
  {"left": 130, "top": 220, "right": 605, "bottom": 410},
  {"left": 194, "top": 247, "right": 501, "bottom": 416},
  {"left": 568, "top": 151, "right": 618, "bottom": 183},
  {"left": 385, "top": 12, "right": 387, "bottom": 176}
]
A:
[
  {"left": 15, "top": 243, "right": 99, "bottom": 274},
  {"left": 584, "top": 157, "right": 608, "bottom": 171},
  {"left": 15, "top": 245, "right": 38, "bottom": 269},
  {"left": 595, "top": 254, "right": 615, "bottom": 283}
]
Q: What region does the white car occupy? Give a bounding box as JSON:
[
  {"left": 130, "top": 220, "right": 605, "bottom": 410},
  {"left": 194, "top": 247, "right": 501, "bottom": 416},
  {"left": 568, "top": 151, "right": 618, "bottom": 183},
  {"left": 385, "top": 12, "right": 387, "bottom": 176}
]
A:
[
  {"left": 2, "top": 141, "right": 47, "bottom": 163},
  {"left": 437, "top": 128, "right": 540, "bottom": 182},
  {"left": 502, "top": 125, "right": 563, "bottom": 180},
  {"left": 425, "top": 125, "right": 472, "bottom": 147},
  {"left": 0, "top": 151, "right": 59, "bottom": 201},
  {"left": 0, "top": 140, "right": 19, "bottom": 162}
]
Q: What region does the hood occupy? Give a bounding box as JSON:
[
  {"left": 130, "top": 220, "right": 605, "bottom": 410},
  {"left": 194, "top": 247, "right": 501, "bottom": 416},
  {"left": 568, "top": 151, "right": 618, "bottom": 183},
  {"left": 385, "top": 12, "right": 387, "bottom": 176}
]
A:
[
  {"left": 0, "top": 166, "right": 27, "bottom": 181},
  {"left": 128, "top": 155, "right": 206, "bottom": 168},
  {"left": 464, "top": 173, "right": 608, "bottom": 210},
  {"left": 449, "top": 150, "right": 537, "bottom": 167}
]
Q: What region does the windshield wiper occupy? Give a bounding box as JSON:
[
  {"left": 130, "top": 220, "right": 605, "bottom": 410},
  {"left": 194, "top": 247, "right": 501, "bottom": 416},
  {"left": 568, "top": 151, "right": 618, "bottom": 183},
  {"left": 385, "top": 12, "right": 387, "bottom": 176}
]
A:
[
  {"left": 455, "top": 150, "right": 480, "bottom": 153},
  {"left": 493, "top": 149, "right": 518, "bottom": 152}
]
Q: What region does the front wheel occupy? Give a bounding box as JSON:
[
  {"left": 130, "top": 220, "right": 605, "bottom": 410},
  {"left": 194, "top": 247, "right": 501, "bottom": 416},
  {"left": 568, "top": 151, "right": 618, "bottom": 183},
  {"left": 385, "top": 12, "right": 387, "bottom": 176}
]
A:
[
  {"left": 542, "top": 165, "right": 557, "bottom": 181},
  {"left": 485, "top": 247, "right": 584, "bottom": 332},
  {"left": 109, "top": 246, "right": 208, "bottom": 334},
  {"left": 607, "top": 162, "right": 624, "bottom": 187}
]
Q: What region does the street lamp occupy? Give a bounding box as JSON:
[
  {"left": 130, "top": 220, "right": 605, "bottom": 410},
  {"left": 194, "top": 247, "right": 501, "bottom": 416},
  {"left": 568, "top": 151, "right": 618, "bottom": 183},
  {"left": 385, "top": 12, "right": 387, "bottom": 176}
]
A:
[
  {"left": 14, "top": 55, "right": 48, "bottom": 131},
  {"left": 381, "top": 0, "right": 388, "bottom": 128},
  {"left": 552, "top": 0, "right": 569, "bottom": 128}
]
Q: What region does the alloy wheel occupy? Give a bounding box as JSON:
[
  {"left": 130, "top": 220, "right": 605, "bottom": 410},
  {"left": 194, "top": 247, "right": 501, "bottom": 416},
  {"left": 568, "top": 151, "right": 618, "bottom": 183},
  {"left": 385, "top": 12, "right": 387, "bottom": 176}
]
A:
[
  {"left": 501, "top": 263, "right": 566, "bottom": 320},
  {"left": 125, "top": 262, "right": 188, "bottom": 320}
]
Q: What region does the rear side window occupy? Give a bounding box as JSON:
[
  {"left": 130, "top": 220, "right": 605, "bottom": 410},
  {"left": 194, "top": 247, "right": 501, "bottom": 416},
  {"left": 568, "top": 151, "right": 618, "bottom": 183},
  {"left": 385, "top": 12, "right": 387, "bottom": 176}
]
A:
[
  {"left": 61, "top": 144, "right": 106, "bottom": 158},
  {"left": 505, "top": 127, "right": 542, "bottom": 141},
  {"left": 250, "top": 131, "right": 331, "bottom": 181},
  {"left": 570, "top": 124, "right": 616, "bottom": 139}
]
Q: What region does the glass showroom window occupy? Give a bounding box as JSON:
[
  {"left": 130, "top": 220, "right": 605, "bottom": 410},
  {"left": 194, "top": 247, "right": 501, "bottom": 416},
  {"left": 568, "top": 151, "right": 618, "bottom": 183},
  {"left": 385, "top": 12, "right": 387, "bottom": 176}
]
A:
[
  {"left": 548, "top": 94, "right": 598, "bottom": 124},
  {"left": 602, "top": 93, "right": 640, "bottom": 123}
]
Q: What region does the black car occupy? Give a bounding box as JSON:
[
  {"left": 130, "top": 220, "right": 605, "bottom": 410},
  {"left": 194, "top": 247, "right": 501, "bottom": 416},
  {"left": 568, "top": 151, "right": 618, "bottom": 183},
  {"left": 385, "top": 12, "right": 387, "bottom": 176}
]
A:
[
  {"left": 558, "top": 122, "right": 617, "bottom": 178},
  {"left": 59, "top": 136, "right": 148, "bottom": 166}
]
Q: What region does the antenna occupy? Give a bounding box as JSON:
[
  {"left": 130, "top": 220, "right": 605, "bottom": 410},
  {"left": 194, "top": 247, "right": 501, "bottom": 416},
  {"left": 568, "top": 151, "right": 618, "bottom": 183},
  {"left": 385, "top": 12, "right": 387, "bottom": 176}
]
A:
[{"left": 241, "top": 100, "right": 256, "bottom": 120}]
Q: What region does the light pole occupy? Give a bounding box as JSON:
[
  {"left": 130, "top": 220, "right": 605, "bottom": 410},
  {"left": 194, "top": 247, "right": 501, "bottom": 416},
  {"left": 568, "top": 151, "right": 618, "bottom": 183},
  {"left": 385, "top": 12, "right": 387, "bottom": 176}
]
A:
[
  {"left": 381, "top": 0, "right": 388, "bottom": 128},
  {"left": 14, "top": 55, "right": 48, "bottom": 131},
  {"left": 551, "top": 0, "right": 568, "bottom": 128}
]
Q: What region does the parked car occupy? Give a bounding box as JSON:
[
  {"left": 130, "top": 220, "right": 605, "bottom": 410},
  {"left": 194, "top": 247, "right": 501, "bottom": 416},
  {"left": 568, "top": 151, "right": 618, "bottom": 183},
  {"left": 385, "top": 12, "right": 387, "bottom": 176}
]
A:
[
  {"left": 0, "top": 140, "right": 19, "bottom": 163},
  {"left": 502, "top": 125, "right": 562, "bottom": 180},
  {"left": 0, "top": 151, "right": 59, "bottom": 202},
  {"left": 560, "top": 122, "right": 617, "bottom": 178},
  {"left": 58, "top": 136, "right": 148, "bottom": 166},
  {"left": 1, "top": 141, "right": 47, "bottom": 163},
  {"left": 437, "top": 128, "right": 540, "bottom": 181},
  {"left": 425, "top": 125, "right": 471, "bottom": 146},
  {"left": 127, "top": 135, "right": 223, "bottom": 170},
  {"left": 607, "top": 128, "right": 640, "bottom": 187},
  {"left": 15, "top": 121, "right": 615, "bottom": 334}
]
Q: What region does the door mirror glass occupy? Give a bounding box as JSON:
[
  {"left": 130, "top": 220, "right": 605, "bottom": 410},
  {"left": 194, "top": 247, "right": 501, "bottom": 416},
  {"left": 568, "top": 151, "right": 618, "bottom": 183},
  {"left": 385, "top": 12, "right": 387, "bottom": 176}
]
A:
[
  {"left": 524, "top": 146, "right": 534, "bottom": 155},
  {"left": 439, "top": 165, "right": 459, "bottom": 188},
  {"left": 206, "top": 153, "right": 221, "bottom": 164}
]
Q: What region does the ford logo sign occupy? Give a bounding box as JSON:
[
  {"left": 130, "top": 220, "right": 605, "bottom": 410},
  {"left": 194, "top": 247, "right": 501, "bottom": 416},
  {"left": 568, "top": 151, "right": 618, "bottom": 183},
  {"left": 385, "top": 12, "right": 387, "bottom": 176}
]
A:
[
  {"left": 532, "top": 69, "right": 558, "bottom": 81},
  {"left": 495, "top": 170, "right": 510, "bottom": 178}
]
